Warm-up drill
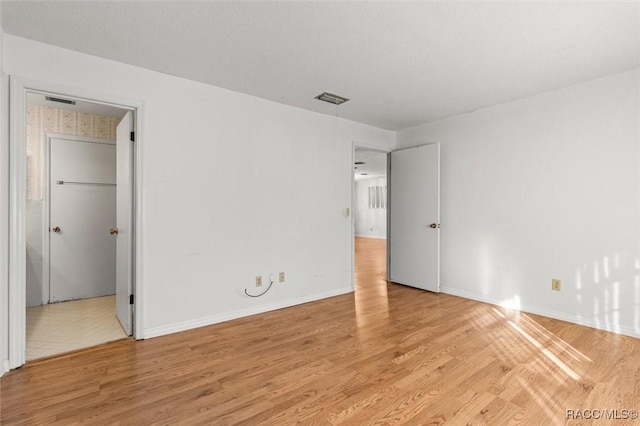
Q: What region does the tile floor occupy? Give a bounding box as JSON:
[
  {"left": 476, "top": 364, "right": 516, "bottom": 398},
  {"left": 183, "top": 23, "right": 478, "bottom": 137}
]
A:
[{"left": 26, "top": 295, "right": 128, "bottom": 361}]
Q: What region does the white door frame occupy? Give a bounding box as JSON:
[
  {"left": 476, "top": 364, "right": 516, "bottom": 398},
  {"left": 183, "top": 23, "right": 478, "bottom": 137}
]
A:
[
  {"left": 350, "top": 143, "right": 390, "bottom": 290},
  {"left": 42, "top": 133, "right": 117, "bottom": 305},
  {"left": 8, "top": 76, "right": 145, "bottom": 369}
]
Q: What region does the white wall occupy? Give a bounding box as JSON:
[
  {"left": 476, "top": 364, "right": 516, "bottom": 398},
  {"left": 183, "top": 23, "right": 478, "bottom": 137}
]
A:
[
  {"left": 3, "top": 35, "right": 395, "bottom": 339},
  {"left": 398, "top": 69, "right": 640, "bottom": 337},
  {"left": 25, "top": 199, "right": 42, "bottom": 306},
  {"left": 354, "top": 177, "right": 387, "bottom": 239}
]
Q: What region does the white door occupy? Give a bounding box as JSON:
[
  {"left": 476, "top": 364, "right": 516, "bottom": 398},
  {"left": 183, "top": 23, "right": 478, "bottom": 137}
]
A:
[
  {"left": 388, "top": 144, "right": 440, "bottom": 292},
  {"left": 49, "top": 137, "right": 116, "bottom": 302},
  {"left": 116, "top": 111, "right": 134, "bottom": 335}
]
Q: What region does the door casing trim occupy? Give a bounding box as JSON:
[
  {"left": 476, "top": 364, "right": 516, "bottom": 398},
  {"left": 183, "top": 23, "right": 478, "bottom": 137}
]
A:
[{"left": 8, "top": 76, "right": 145, "bottom": 369}]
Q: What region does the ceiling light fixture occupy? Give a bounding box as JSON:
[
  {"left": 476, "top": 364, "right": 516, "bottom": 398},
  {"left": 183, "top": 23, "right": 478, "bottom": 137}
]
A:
[{"left": 315, "top": 92, "right": 349, "bottom": 105}]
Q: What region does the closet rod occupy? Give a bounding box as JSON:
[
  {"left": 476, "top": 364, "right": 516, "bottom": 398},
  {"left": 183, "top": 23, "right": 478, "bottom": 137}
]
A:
[{"left": 56, "top": 180, "right": 116, "bottom": 187}]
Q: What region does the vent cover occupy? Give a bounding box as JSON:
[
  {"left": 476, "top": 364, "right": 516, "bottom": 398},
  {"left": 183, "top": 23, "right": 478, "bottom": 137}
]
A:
[
  {"left": 45, "top": 96, "right": 76, "bottom": 105},
  {"left": 315, "top": 92, "right": 349, "bottom": 105}
]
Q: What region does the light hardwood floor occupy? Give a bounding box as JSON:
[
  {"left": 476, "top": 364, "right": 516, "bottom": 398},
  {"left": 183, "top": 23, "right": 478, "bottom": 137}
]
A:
[{"left": 1, "top": 237, "right": 639, "bottom": 424}]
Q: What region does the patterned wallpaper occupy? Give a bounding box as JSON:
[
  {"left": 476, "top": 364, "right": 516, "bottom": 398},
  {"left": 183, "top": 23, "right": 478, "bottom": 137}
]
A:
[{"left": 26, "top": 105, "right": 120, "bottom": 200}]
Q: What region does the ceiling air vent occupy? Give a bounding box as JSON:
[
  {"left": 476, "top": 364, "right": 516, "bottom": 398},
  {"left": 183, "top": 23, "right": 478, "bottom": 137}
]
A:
[
  {"left": 315, "top": 92, "right": 349, "bottom": 105},
  {"left": 45, "top": 96, "right": 76, "bottom": 105}
]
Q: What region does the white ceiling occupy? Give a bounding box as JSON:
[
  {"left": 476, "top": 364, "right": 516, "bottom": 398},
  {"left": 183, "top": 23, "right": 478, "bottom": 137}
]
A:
[
  {"left": 3, "top": 1, "right": 639, "bottom": 131},
  {"left": 354, "top": 148, "right": 387, "bottom": 181}
]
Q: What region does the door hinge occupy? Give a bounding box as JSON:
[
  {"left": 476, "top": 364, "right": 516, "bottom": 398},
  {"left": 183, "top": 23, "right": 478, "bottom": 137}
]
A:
[
  {"left": 129, "top": 294, "right": 134, "bottom": 304},
  {"left": 130, "top": 131, "right": 135, "bottom": 142}
]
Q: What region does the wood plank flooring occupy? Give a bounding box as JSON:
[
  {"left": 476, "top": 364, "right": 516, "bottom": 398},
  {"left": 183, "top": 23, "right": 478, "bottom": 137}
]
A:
[{"left": 2, "top": 237, "right": 639, "bottom": 424}]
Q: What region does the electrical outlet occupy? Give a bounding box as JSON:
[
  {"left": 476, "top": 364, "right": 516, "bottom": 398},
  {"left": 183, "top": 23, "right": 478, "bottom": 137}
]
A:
[
  {"left": 279, "top": 272, "right": 285, "bottom": 283},
  {"left": 255, "top": 275, "right": 263, "bottom": 287},
  {"left": 552, "top": 279, "right": 561, "bottom": 291}
]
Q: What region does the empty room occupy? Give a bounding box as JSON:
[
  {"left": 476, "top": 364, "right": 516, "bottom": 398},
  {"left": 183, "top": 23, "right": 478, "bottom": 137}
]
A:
[{"left": 1, "top": 1, "right": 639, "bottom": 425}]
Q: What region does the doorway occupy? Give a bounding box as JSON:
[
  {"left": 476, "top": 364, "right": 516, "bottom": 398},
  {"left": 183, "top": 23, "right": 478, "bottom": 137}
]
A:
[
  {"left": 352, "top": 147, "right": 388, "bottom": 292},
  {"left": 25, "top": 94, "right": 130, "bottom": 361},
  {"left": 351, "top": 144, "right": 441, "bottom": 298},
  {"left": 8, "top": 79, "right": 141, "bottom": 368}
]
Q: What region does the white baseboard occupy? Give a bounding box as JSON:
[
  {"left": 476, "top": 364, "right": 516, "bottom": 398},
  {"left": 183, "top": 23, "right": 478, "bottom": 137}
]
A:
[
  {"left": 138, "top": 284, "right": 640, "bottom": 342},
  {"left": 142, "top": 286, "right": 353, "bottom": 339},
  {"left": 354, "top": 235, "right": 387, "bottom": 240},
  {"left": 2, "top": 359, "right": 8, "bottom": 376},
  {"left": 441, "top": 285, "right": 640, "bottom": 339}
]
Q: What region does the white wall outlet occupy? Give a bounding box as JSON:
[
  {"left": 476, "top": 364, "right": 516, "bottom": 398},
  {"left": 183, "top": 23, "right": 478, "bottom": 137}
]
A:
[
  {"left": 255, "top": 275, "right": 263, "bottom": 287},
  {"left": 552, "top": 279, "right": 561, "bottom": 291},
  {"left": 279, "top": 272, "right": 285, "bottom": 283}
]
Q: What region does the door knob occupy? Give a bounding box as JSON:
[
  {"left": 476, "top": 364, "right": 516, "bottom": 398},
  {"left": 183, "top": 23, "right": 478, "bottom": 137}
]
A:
[
  {"left": 110, "top": 228, "right": 119, "bottom": 235},
  {"left": 429, "top": 223, "right": 439, "bottom": 229},
  {"left": 52, "top": 226, "right": 61, "bottom": 233}
]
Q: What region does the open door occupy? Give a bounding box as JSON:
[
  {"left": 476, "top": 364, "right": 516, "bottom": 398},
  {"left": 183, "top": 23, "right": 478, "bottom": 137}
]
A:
[
  {"left": 388, "top": 144, "right": 440, "bottom": 292},
  {"left": 116, "top": 111, "right": 134, "bottom": 335}
]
